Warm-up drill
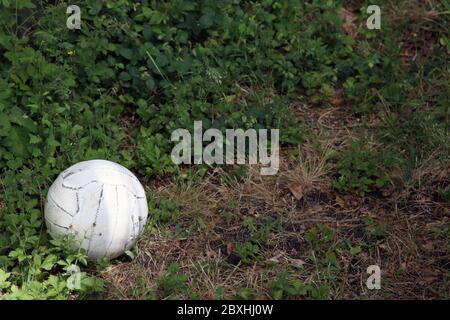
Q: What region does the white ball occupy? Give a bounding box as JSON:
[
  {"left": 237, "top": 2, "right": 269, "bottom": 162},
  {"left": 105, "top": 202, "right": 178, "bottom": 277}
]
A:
[{"left": 44, "top": 160, "right": 148, "bottom": 260}]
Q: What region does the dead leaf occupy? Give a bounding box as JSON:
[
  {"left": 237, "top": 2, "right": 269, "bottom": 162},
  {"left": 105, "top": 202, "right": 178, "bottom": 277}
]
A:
[
  {"left": 268, "top": 254, "right": 283, "bottom": 264},
  {"left": 206, "top": 250, "right": 217, "bottom": 258},
  {"left": 422, "top": 241, "right": 434, "bottom": 251},
  {"left": 226, "top": 242, "right": 235, "bottom": 255},
  {"left": 400, "top": 262, "right": 408, "bottom": 271},
  {"left": 340, "top": 8, "right": 358, "bottom": 38},
  {"left": 422, "top": 276, "right": 438, "bottom": 284},
  {"left": 290, "top": 258, "right": 306, "bottom": 268},
  {"left": 421, "top": 269, "right": 440, "bottom": 284},
  {"left": 330, "top": 90, "right": 344, "bottom": 107},
  {"left": 288, "top": 183, "right": 304, "bottom": 200},
  {"left": 335, "top": 195, "right": 345, "bottom": 207}
]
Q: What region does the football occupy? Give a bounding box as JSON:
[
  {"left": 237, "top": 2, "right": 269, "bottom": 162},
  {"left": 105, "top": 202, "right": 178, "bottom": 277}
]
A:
[{"left": 44, "top": 160, "right": 149, "bottom": 260}]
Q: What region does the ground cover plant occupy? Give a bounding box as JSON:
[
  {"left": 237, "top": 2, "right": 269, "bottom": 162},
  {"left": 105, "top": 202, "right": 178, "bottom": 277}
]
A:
[{"left": 0, "top": 0, "right": 449, "bottom": 299}]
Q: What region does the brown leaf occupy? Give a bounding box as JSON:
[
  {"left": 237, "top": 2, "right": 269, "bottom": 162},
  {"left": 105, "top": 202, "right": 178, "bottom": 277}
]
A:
[
  {"left": 421, "top": 269, "right": 440, "bottom": 284},
  {"left": 330, "top": 90, "right": 344, "bottom": 107},
  {"left": 335, "top": 195, "right": 345, "bottom": 207},
  {"left": 340, "top": 8, "right": 358, "bottom": 38},
  {"left": 206, "top": 250, "right": 217, "bottom": 258},
  {"left": 290, "top": 258, "right": 306, "bottom": 268},
  {"left": 226, "top": 242, "right": 235, "bottom": 255},
  {"left": 288, "top": 183, "right": 304, "bottom": 200},
  {"left": 422, "top": 276, "right": 438, "bottom": 284},
  {"left": 400, "top": 262, "right": 408, "bottom": 271},
  {"left": 268, "top": 254, "right": 283, "bottom": 264},
  {"left": 422, "top": 241, "right": 434, "bottom": 251}
]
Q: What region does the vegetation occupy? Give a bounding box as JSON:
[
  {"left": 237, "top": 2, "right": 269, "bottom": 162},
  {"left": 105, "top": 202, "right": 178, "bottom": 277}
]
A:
[{"left": 0, "top": 0, "right": 449, "bottom": 299}]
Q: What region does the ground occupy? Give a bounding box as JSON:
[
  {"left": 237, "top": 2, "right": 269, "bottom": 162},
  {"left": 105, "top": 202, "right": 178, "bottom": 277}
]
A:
[
  {"left": 0, "top": 1, "right": 449, "bottom": 300},
  {"left": 100, "top": 102, "right": 450, "bottom": 300}
]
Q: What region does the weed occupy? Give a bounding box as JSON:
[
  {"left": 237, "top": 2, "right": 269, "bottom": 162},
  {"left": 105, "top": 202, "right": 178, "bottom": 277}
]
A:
[
  {"left": 333, "top": 140, "right": 402, "bottom": 195},
  {"left": 156, "top": 263, "right": 189, "bottom": 299},
  {"left": 235, "top": 241, "right": 260, "bottom": 265}
]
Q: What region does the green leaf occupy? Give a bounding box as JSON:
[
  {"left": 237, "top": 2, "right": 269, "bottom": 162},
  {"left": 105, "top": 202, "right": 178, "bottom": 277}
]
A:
[
  {"left": 119, "top": 72, "right": 131, "bottom": 81},
  {"left": 0, "top": 116, "right": 11, "bottom": 136},
  {"left": 0, "top": 269, "right": 11, "bottom": 289},
  {"left": 118, "top": 47, "right": 133, "bottom": 60},
  {"left": 4, "top": 126, "right": 30, "bottom": 157},
  {"left": 41, "top": 255, "right": 57, "bottom": 271},
  {"left": 145, "top": 78, "right": 155, "bottom": 90},
  {"left": 350, "top": 246, "right": 362, "bottom": 256}
]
